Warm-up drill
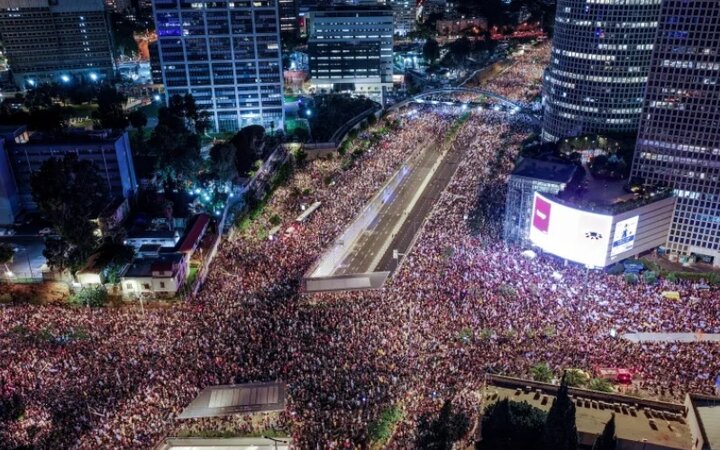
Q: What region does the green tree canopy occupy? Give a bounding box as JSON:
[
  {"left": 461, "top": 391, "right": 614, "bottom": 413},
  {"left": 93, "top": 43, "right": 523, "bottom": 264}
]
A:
[
  {"left": 209, "top": 142, "right": 239, "bottom": 182},
  {"left": 30, "top": 154, "right": 109, "bottom": 272},
  {"left": 92, "top": 84, "right": 128, "bottom": 130},
  {"left": 149, "top": 94, "right": 207, "bottom": 185},
  {"left": 230, "top": 125, "right": 266, "bottom": 177},
  {"left": 542, "top": 378, "right": 578, "bottom": 450},
  {"left": 592, "top": 413, "right": 617, "bottom": 450},
  {"left": 423, "top": 38, "right": 441, "bottom": 64},
  {"left": 416, "top": 399, "right": 469, "bottom": 450},
  {"left": 0, "top": 243, "right": 14, "bottom": 265},
  {"left": 477, "top": 399, "right": 547, "bottom": 450}
]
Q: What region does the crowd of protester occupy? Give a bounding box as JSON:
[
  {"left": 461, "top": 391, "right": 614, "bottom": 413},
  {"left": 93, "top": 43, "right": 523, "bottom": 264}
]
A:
[
  {"left": 0, "top": 51, "right": 718, "bottom": 450},
  {"left": 479, "top": 41, "right": 550, "bottom": 103}
]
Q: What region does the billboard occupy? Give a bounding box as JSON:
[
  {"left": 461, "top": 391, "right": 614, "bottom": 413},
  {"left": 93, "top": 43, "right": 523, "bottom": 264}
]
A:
[
  {"left": 529, "top": 193, "right": 613, "bottom": 268},
  {"left": 611, "top": 216, "right": 639, "bottom": 256}
]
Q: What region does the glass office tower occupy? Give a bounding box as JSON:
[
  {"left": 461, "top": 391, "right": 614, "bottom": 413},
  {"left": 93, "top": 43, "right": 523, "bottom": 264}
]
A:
[
  {"left": 541, "top": 0, "right": 662, "bottom": 142},
  {"left": 152, "top": 0, "right": 284, "bottom": 132},
  {"left": 631, "top": 1, "right": 720, "bottom": 265}
]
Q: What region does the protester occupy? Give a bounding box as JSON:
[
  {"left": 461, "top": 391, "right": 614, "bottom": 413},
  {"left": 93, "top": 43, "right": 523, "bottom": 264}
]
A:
[{"left": 0, "top": 47, "right": 718, "bottom": 449}]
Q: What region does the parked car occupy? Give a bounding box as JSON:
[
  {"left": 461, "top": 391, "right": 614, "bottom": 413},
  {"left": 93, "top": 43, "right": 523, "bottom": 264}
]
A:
[
  {"left": 38, "top": 227, "right": 53, "bottom": 236},
  {"left": 0, "top": 228, "right": 15, "bottom": 236}
]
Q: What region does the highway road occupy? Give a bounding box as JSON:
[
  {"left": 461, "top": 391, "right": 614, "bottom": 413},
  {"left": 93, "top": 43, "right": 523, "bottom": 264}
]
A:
[{"left": 333, "top": 123, "right": 466, "bottom": 276}]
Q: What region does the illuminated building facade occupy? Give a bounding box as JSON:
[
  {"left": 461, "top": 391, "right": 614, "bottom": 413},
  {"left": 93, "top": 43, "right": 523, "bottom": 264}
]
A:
[
  {"left": 308, "top": 6, "right": 393, "bottom": 104},
  {"left": 391, "top": 0, "right": 415, "bottom": 36},
  {"left": 541, "top": 0, "right": 662, "bottom": 142},
  {"left": 152, "top": 0, "right": 284, "bottom": 132},
  {"left": 0, "top": 0, "right": 115, "bottom": 88},
  {"left": 631, "top": 1, "right": 720, "bottom": 265}
]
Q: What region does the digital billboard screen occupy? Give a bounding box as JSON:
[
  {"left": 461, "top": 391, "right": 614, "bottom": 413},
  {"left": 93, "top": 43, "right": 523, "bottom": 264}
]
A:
[
  {"left": 611, "top": 216, "right": 639, "bottom": 256},
  {"left": 529, "top": 193, "right": 613, "bottom": 267}
]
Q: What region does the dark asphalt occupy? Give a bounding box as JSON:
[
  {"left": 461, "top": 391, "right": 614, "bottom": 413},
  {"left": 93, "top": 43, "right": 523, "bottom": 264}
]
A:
[{"left": 333, "top": 127, "right": 466, "bottom": 276}]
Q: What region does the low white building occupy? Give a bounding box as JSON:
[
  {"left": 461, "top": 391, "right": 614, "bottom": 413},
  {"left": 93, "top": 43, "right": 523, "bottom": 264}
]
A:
[{"left": 121, "top": 253, "right": 187, "bottom": 299}]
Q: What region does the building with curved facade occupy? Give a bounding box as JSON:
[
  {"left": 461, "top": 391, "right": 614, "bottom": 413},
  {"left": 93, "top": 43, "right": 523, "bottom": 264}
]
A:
[{"left": 541, "top": 0, "right": 662, "bottom": 142}]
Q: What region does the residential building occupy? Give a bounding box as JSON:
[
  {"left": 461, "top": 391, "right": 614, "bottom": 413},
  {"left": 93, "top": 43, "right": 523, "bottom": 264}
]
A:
[
  {"left": 152, "top": 0, "right": 285, "bottom": 132},
  {"left": 0, "top": 126, "right": 137, "bottom": 224},
  {"left": 391, "top": 0, "right": 415, "bottom": 36},
  {"left": 630, "top": 1, "right": 720, "bottom": 266},
  {"left": 121, "top": 252, "right": 187, "bottom": 298},
  {"left": 0, "top": 0, "right": 115, "bottom": 88},
  {"left": 541, "top": 0, "right": 662, "bottom": 142},
  {"left": 307, "top": 6, "right": 393, "bottom": 103}
]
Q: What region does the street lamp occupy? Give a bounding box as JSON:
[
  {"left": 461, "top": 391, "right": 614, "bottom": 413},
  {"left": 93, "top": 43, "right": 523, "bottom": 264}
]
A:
[
  {"left": 60, "top": 74, "right": 70, "bottom": 83},
  {"left": 27, "top": 79, "right": 35, "bottom": 87},
  {"left": 89, "top": 72, "right": 98, "bottom": 81},
  {"left": 153, "top": 94, "right": 161, "bottom": 101}
]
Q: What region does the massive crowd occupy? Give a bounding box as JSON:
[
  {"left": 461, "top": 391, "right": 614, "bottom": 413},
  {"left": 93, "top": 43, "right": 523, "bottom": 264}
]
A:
[{"left": 0, "top": 47, "right": 718, "bottom": 450}]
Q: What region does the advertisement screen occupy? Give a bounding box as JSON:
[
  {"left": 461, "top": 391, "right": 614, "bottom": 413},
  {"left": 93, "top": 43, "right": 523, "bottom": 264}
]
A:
[
  {"left": 529, "top": 193, "right": 613, "bottom": 267},
  {"left": 611, "top": 216, "right": 639, "bottom": 256}
]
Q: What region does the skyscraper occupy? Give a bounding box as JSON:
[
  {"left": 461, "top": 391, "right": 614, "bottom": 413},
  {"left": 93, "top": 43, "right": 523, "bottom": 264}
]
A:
[
  {"left": 152, "top": 0, "right": 284, "bottom": 132},
  {"left": 631, "top": 1, "right": 720, "bottom": 265},
  {"left": 0, "top": 0, "right": 115, "bottom": 88},
  {"left": 308, "top": 5, "right": 393, "bottom": 104},
  {"left": 541, "top": 0, "right": 662, "bottom": 142},
  {"left": 391, "top": 0, "right": 415, "bottom": 36},
  {"left": 279, "top": 0, "right": 299, "bottom": 36}
]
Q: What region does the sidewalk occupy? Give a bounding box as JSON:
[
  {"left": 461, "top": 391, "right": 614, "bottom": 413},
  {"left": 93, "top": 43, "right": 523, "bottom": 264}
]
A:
[{"left": 621, "top": 332, "right": 720, "bottom": 343}]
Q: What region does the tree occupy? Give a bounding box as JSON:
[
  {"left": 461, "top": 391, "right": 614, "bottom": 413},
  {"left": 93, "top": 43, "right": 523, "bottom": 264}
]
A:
[
  {"left": 92, "top": 84, "right": 128, "bottom": 130},
  {"left": 416, "top": 400, "right": 469, "bottom": 450},
  {"left": 95, "top": 241, "right": 135, "bottom": 283},
  {"left": 69, "top": 285, "right": 108, "bottom": 307},
  {"left": 477, "top": 399, "right": 547, "bottom": 450},
  {"left": 31, "top": 155, "right": 109, "bottom": 272},
  {"left": 530, "top": 362, "right": 554, "bottom": 383},
  {"left": 0, "top": 244, "right": 13, "bottom": 265},
  {"left": 423, "top": 38, "right": 441, "bottom": 64},
  {"left": 449, "top": 36, "right": 472, "bottom": 63},
  {"left": 149, "top": 94, "right": 205, "bottom": 185},
  {"left": 209, "top": 142, "right": 238, "bottom": 182},
  {"left": 0, "top": 391, "right": 25, "bottom": 423},
  {"left": 128, "top": 110, "right": 148, "bottom": 134},
  {"left": 230, "top": 125, "right": 266, "bottom": 177},
  {"left": 592, "top": 414, "right": 616, "bottom": 450},
  {"left": 542, "top": 378, "right": 578, "bottom": 450}
]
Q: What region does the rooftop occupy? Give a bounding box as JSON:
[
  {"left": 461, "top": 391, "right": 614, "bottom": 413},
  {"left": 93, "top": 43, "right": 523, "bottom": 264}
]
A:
[
  {"left": 19, "top": 129, "right": 124, "bottom": 146},
  {"left": 178, "top": 382, "right": 286, "bottom": 420},
  {"left": 486, "top": 375, "right": 691, "bottom": 450},
  {"left": 177, "top": 214, "right": 210, "bottom": 253},
  {"left": 510, "top": 156, "right": 580, "bottom": 185},
  {"left": 122, "top": 253, "right": 184, "bottom": 278},
  {"left": 689, "top": 393, "right": 720, "bottom": 449},
  {"left": 155, "top": 437, "right": 291, "bottom": 450}
]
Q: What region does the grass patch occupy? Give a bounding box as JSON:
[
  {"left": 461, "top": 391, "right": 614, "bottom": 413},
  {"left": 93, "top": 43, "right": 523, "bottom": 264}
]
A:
[{"left": 368, "top": 404, "right": 404, "bottom": 448}]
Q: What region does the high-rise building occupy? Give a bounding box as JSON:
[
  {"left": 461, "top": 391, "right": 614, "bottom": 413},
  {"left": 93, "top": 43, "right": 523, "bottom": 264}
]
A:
[
  {"left": 541, "top": 0, "right": 662, "bottom": 142},
  {"left": 630, "top": 1, "right": 720, "bottom": 265},
  {"left": 391, "top": 0, "right": 415, "bottom": 36},
  {"left": 152, "top": 0, "right": 284, "bottom": 132},
  {"left": 279, "top": 0, "right": 299, "bottom": 36},
  {"left": 105, "top": 0, "right": 132, "bottom": 12},
  {"left": 308, "top": 5, "right": 393, "bottom": 104},
  {"left": 0, "top": 0, "right": 116, "bottom": 88}
]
